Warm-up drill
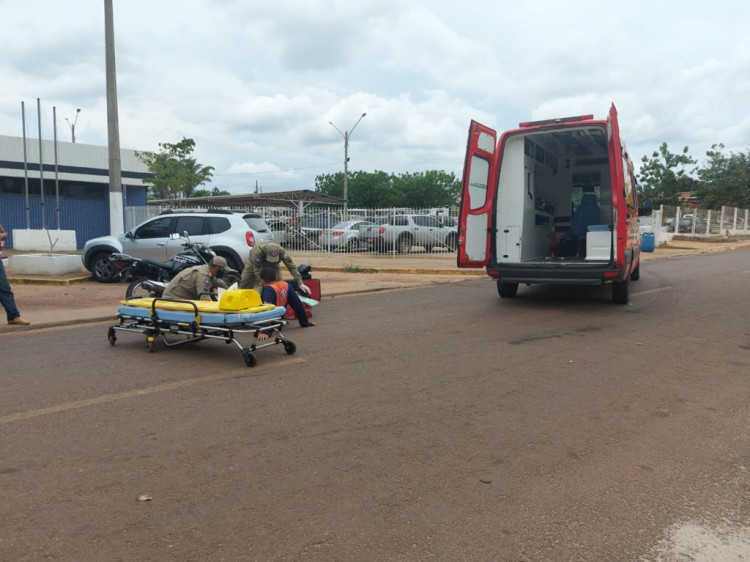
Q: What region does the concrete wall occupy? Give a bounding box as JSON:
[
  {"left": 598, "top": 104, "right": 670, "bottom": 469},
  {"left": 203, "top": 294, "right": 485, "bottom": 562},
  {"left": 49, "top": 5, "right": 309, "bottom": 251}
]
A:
[{"left": 12, "top": 229, "right": 77, "bottom": 251}]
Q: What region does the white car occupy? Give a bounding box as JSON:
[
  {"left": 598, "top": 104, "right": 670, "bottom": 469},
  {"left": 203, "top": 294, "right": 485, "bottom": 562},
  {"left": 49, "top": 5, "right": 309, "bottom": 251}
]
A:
[
  {"left": 319, "top": 220, "right": 377, "bottom": 252},
  {"left": 265, "top": 218, "right": 289, "bottom": 246},
  {"left": 81, "top": 210, "right": 273, "bottom": 282}
]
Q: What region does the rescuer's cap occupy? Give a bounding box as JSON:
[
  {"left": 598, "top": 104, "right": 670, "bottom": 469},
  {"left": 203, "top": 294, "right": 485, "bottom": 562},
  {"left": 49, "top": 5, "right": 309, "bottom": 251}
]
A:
[
  {"left": 209, "top": 256, "right": 228, "bottom": 270},
  {"left": 265, "top": 243, "right": 283, "bottom": 263}
]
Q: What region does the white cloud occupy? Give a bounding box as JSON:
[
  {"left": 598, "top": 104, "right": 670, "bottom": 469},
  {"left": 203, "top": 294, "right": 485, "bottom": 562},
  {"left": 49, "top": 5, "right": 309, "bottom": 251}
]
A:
[{"left": 1, "top": 0, "right": 748, "bottom": 194}]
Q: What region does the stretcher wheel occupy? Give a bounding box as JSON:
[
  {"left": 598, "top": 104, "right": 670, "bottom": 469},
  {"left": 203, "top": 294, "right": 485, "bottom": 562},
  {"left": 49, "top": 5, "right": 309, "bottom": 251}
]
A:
[
  {"left": 107, "top": 327, "right": 117, "bottom": 346},
  {"left": 242, "top": 349, "right": 257, "bottom": 368},
  {"left": 283, "top": 340, "right": 296, "bottom": 355},
  {"left": 146, "top": 337, "right": 155, "bottom": 352}
]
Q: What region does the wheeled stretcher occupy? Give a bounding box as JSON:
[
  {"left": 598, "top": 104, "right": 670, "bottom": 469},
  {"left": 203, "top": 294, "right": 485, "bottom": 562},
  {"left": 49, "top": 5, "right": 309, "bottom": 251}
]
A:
[{"left": 107, "top": 289, "right": 296, "bottom": 367}]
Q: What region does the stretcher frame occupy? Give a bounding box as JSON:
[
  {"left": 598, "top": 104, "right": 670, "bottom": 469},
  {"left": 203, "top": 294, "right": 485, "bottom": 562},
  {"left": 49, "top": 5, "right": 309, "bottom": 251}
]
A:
[{"left": 107, "top": 297, "right": 295, "bottom": 368}]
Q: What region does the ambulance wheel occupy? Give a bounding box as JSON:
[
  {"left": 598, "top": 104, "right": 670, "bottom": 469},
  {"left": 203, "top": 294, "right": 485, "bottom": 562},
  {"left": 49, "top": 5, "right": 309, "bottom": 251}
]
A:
[
  {"left": 283, "top": 340, "right": 297, "bottom": 355},
  {"left": 630, "top": 263, "right": 641, "bottom": 281},
  {"left": 497, "top": 281, "right": 519, "bottom": 298},
  {"left": 107, "top": 327, "right": 117, "bottom": 346},
  {"left": 243, "top": 349, "right": 257, "bottom": 368},
  {"left": 612, "top": 277, "right": 631, "bottom": 305}
]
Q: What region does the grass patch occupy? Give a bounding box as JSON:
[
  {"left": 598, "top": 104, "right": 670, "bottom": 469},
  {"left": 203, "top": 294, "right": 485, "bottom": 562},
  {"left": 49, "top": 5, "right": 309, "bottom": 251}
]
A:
[{"left": 343, "top": 264, "right": 377, "bottom": 274}]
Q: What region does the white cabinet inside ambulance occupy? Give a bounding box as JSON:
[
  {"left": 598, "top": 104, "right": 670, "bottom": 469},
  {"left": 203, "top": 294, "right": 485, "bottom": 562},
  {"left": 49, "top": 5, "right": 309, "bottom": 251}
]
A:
[{"left": 456, "top": 105, "right": 653, "bottom": 304}]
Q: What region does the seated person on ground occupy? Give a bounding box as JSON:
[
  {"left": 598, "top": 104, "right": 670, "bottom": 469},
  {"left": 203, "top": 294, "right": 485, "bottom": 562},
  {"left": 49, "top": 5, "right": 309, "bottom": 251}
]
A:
[{"left": 257, "top": 266, "right": 315, "bottom": 340}]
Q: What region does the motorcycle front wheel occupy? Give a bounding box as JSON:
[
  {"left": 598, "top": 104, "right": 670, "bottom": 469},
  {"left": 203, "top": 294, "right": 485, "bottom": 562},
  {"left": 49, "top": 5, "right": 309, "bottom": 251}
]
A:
[
  {"left": 126, "top": 278, "right": 155, "bottom": 300},
  {"left": 223, "top": 272, "right": 241, "bottom": 287}
]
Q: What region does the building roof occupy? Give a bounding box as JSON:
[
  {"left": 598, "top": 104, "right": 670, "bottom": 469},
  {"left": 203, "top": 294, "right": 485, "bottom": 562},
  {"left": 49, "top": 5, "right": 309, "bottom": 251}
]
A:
[{"left": 147, "top": 189, "right": 345, "bottom": 209}]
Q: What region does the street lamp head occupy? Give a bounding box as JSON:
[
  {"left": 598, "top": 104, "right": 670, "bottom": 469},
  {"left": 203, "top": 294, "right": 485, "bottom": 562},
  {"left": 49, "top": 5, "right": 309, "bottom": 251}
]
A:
[
  {"left": 350, "top": 112, "right": 366, "bottom": 135},
  {"left": 329, "top": 121, "right": 345, "bottom": 137},
  {"left": 67, "top": 109, "right": 81, "bottom": 143}
]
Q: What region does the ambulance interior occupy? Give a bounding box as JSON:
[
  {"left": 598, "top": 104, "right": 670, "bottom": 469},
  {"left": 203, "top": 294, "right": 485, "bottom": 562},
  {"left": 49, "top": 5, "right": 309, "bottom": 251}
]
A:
[{"left": 495, "top": 126, "right": 613, "bottom": 264}]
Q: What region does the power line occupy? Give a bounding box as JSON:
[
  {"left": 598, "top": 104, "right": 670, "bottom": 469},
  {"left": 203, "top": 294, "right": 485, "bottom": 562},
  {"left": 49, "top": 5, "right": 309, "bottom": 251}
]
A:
[{"left": 213, "top": 162, "right": 340, "bottom": 177}]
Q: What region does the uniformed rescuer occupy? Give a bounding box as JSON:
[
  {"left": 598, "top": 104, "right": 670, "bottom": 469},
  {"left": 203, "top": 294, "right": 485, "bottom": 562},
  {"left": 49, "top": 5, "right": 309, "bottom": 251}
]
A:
[
  {"left": 163, "top": 256, "right": 229, "bottom": 300},
  {"left": 239, "top": 240, "right": 311, "bottom": 295}
]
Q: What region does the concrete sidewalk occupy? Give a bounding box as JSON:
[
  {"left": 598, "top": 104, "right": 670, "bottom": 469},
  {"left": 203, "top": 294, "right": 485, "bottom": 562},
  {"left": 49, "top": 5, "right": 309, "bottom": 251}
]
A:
[{"left": 2, "top": 239, "right": 749, "bottom": 332}]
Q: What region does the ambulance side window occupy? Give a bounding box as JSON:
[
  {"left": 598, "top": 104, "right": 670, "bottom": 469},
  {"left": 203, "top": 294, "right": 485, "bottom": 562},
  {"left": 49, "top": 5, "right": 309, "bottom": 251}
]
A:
[
  {"left": 622, "top": 156, "right": 635, "bottom": 208},
  {"left": 468, "top": 156, "right": 489, "bottom": 210}
]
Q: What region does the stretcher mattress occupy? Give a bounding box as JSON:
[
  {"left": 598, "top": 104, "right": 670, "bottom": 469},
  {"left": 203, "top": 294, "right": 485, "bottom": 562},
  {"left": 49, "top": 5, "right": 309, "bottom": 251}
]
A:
[
  {"left": 118, "top": 294, "right": 286, "bottom": 325},
  {"left": 117, "top": 304, "right": 287, "bottom": 325}
]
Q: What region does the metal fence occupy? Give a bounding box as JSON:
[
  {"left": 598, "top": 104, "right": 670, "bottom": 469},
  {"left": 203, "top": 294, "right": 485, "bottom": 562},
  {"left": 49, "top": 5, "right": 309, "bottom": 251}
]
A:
[
  {"left": 125, "top": 202, "right": 749, "bottom": 258},
  {"left": 653, "top": 205, "right": 750, "bottom": 241},
  {"left": 127, "top": 205, "right": 460, "bottom": 257},
  {"left": 125, "top": 205, "right": 160, "bottom": 232}
]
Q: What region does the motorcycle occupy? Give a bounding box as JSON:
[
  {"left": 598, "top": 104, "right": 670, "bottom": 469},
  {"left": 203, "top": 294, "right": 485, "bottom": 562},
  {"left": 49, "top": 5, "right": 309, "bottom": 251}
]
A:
[
  {"left": 111, "top": 233, "right": 240, "bottom": 299},
  {"left": 124, "top": 262, "right": 314, "bottom": 302}
]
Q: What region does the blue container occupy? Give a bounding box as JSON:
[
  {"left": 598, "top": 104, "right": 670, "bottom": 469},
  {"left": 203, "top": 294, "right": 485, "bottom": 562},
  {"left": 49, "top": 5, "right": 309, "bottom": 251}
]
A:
[{"left": 642, "top": 232, "right": 655, "bottom": 252}]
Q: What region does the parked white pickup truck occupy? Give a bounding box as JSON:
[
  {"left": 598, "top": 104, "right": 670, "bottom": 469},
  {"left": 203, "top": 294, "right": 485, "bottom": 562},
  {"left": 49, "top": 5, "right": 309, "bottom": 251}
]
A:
[{"left": 360, "top": 214, "right": 458, "bottom": 253}]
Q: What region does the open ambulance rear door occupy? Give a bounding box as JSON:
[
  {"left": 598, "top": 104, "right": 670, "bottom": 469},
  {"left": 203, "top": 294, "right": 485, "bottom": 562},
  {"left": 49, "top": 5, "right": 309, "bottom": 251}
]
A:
[
  {"left": 457, "top": 121, "right": 497, "bottom": 268},
  {"left": 606, "top": 103, "right": 627, "bottom": 271}
]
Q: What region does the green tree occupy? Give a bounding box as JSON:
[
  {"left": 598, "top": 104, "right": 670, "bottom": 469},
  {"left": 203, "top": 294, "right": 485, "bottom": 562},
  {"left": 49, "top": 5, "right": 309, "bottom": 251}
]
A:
[
  {"left": 398, "top": 170, "right": 461, "bottom": 207},
  {"left": 694, "top": 144, "right": 750, "bottom": 209},
  {"left": 192, "top": 186, "right": 232, "bottom": 198},
  {"left": 314, "top": 170, "right": 460, "bottom": 208},
  {"left": 136, "top": 137, "right": 214, "bottom": 200},
  {"left": 314, "top": 170, "right": 397, "bottom": 207},
  {"left": 637, "top": 142, "right": 697, "bottom": 206}
]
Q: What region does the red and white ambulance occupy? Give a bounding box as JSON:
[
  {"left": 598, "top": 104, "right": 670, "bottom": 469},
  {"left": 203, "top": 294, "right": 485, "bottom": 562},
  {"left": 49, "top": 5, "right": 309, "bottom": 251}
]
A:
[{"left": 457, "top": 104, "right": 652, "bottom": 304}]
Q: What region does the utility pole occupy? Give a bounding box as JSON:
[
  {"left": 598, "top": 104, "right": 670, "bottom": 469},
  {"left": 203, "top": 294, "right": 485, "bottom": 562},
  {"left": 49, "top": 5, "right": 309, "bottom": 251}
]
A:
[
  {"left": 329, "top": 112, "right": 366, "bottom": 218},
  {"left": 104, "top": 0, "right": 124, "bottom": 235}
]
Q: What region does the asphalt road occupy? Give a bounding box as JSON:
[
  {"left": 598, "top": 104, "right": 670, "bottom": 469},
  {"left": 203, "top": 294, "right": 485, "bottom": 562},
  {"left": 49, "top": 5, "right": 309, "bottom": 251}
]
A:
[{"left": 2, "top": 250, "right": 750, "bottom": 561}]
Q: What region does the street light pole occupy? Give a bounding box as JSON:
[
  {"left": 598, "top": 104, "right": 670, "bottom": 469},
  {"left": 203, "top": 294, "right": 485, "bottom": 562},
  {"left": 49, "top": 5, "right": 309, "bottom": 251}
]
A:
[
  {"left": 65, "top": 108, "right": 81, "bottom": 143},
  {"left": 104, "top": 0, "right": 124, "bottom": 236},
  {"left": 329, "top": 112, "right": 366, "bottom": 217}
]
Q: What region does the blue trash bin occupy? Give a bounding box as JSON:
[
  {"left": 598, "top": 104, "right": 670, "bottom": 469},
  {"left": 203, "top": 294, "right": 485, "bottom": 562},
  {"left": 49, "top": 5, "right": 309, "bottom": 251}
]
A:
[{"left": 642, "top": 232, "right": 655, "bottom": 252}]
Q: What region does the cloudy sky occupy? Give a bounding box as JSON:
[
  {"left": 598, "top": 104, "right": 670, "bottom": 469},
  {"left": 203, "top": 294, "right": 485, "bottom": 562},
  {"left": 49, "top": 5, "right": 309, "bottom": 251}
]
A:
[{"left": 1, "top": 0, "right": 748, "bottom": 194}]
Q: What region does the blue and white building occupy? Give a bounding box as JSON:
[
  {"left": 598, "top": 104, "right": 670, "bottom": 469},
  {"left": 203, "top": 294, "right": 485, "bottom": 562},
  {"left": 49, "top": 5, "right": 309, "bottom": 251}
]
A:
[{"left": 0, "top": 134, "right": 150, "bottom": 249}]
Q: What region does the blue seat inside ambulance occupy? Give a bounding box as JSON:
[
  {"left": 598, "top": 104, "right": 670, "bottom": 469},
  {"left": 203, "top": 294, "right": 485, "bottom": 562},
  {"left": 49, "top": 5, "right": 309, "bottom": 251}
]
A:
[{"left": 570, "top": 193, "right": 600, "bottom": 240}]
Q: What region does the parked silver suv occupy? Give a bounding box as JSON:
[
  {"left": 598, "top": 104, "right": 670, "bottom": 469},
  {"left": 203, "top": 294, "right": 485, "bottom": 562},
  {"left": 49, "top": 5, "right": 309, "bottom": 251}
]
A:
[{"left": 81, "top": 209, "right": 273, "bottom": 282}]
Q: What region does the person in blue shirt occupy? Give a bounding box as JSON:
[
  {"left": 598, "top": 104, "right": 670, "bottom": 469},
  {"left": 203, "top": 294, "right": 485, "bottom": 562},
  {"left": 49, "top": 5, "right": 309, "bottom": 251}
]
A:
[
  {"left": 0, "top": 224, "right": 30, "bottom": 326},
  {"left": 258, "top": 266, "right": 315, "bottom": 328}
]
